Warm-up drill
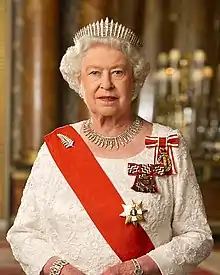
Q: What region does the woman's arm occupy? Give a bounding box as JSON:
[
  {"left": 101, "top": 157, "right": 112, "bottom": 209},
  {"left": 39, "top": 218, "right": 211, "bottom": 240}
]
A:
[
  {"left": 7, "top": 145, "right": 58, "bottom": 274},
  {"left": 102, "top": 131, "right": 213, "bottom": 275},
  {"left": 7, "top": 144, "right": 85, "bottom": 275},
  {"left": 145, "top": 131, "right": 213, "bottom": 274}
]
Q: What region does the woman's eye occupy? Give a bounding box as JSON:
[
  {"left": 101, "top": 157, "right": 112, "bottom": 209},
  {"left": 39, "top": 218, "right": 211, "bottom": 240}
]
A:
[
  {"left": 89, "top": 71, "right": 100, "bottom": 76},
  {"left": 112, "top": 70, "right": 124, "bottom": 77}
]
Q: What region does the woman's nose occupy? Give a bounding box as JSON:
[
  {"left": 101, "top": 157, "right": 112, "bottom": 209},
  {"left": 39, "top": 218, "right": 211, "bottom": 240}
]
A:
[{"left": 100, "top": 72, "right": 114, "bottom": 90}]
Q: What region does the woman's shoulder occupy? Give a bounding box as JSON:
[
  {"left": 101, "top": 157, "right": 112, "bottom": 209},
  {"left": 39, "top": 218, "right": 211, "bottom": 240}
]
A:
[
  {"left": 41, "top": 120, "right": 86, "bottom": 158},
  {"left": 69, "top": 120, "right": 85, "bottom": 133},
  {"left": 37, "top": 121, "right": 84, "bottom": 163},
  {"left": 143, "top": 121, "right": 188, "bottom": 151},
  {"left": 49, "top": 120, "right": 85, "bottom": 135},
  {"left": 152, "top": 122, "right": 186, "bottom": 146},
  {"left": 146, "top": 121, "right": 179, "bottom": 137}
]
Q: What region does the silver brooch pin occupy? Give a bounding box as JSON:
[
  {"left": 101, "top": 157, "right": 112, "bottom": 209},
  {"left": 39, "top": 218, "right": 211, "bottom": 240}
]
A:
[{"left": 57, "top": 134, "right": 75, "bottom": 148}]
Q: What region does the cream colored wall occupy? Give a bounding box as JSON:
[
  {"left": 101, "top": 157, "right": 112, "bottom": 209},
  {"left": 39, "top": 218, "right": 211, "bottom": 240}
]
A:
[{"left": 0, "top": 1, "right": 7, "bottom": 218}]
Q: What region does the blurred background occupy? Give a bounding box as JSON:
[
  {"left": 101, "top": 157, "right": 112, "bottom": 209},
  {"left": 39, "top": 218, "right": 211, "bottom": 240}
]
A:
[{"left": 0, "top": 0, "right": 220, "bottom": 274}]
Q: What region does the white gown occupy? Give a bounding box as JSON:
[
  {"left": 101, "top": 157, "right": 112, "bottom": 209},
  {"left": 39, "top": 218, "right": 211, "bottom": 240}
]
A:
[{"left": 7, "top": 122, "right": 213, "bottom": 275}]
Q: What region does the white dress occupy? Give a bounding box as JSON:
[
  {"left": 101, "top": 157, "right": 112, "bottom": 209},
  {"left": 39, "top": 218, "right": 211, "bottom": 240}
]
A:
[{"left": 7, "top": 122, "right": 213, "bottom": 275}]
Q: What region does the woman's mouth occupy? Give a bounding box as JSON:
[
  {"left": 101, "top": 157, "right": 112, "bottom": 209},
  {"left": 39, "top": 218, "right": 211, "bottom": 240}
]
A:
[{"left": 98, "top": 96, "right": 118, "bottom": 103}]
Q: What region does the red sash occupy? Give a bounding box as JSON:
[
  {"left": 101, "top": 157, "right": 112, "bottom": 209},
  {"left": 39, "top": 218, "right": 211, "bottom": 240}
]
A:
[{"left": 44, "top": 125, "right": 154, "bottom": 261}]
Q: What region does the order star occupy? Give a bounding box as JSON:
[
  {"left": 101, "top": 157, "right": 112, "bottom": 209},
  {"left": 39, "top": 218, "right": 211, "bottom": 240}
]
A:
[{"left": 119, "top": 201, "right": 147, "bottom": 226}]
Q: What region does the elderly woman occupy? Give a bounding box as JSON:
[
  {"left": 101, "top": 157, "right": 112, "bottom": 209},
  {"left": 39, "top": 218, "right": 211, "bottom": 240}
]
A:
[{"left": 7, "top": 18, "right": 213, "bottom": 275}]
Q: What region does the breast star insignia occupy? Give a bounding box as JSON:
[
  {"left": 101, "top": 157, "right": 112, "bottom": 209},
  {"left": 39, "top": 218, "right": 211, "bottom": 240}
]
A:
[{"left": 119, "top": 200, "right": 147, "bottom": 226}]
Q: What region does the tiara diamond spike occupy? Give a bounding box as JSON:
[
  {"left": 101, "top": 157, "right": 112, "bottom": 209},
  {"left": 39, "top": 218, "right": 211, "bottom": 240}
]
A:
[
  {"left": 100, "top": 19, "right": 104, "bottom": 37},
  {"left": 105, "top": 17, "right": 109, "bottom": 36},
  {"left": 96, "top": 21, "right": 99, "bottom": 36},
  {"left": 121, "top": 26, "right": 125, "bottom": 38},
  {"left": 92, "top": 22, "right": 96, "bottom": 36},
  {"left": 117, "top": 24, "right": 122, "bottom": 38},
  {"left": 131, "top": 34, "right": 136, "bottom": 45},
  {"left": 72, "top": 17, "right": 142, "bottom": 48},
  {"left": 127, "top": 29, "right": 132, "bottom": 41},
  {"left": 110, "top": 19, "right": 114, "bottom": 36},
  {"left": 124, "top": 27, "right": 129, "bottom": 38},
  {"left": 113, "top": 21, "right": 118, "bottom": 37},
  {"left": 89, "top": 24, "right": 92, "bottom": 36}
]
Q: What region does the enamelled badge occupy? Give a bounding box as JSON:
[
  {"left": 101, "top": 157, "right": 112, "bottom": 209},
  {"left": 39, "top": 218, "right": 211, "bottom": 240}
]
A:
[
  {"left": 145, "top": 133, "right": 179, "bottom": 175},
  {"left": 128, "top": 163, "right": 165, "bottom": 193}
]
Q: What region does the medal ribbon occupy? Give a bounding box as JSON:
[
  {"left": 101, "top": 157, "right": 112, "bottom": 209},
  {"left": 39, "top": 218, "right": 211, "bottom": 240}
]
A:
[{"left": 128, "top": 163, "right": 165, "bottom": 177}]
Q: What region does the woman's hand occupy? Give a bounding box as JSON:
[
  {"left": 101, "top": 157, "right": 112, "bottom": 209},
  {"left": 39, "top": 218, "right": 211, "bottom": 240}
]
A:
[
  {"left": 138, "top": 255, "right": 161, "bottom": 275},
  {"left": 101, "top": 256, "right": 161, "bottom": 275},
  {"left": 101, "top": 261, "right": 134, "bottom": 275},
  {"left": 41, "top": 256, "right": 85, "bottom": 275},
  {"left": 61, "top": 264, "right": 86, "bottom": 275}
]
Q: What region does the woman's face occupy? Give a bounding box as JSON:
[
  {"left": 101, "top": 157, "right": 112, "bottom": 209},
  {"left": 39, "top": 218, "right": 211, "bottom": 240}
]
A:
[{"left": 80, "top": 44, "right": 134, "bottom": 117}]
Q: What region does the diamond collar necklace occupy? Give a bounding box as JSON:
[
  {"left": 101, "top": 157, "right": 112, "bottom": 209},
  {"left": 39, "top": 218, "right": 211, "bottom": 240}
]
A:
[{"left": 82, "top": 116, "right": 143, "bottom": 150}]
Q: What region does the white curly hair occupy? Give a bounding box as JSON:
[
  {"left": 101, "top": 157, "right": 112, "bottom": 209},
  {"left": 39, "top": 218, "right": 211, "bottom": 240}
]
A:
[{"left": 60, "top": 36, "right": 150, "bottom": 100}]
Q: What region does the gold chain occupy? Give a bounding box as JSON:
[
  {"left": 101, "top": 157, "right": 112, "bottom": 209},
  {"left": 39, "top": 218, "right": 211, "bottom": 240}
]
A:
[{"left": 82, "top": 116, "right": 143, "bottom": 150}]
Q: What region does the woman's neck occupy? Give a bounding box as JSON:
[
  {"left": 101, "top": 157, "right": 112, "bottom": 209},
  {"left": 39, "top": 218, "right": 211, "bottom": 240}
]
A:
[{"left": 89, "top": 113, "right": 134, "bottom": 137}]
